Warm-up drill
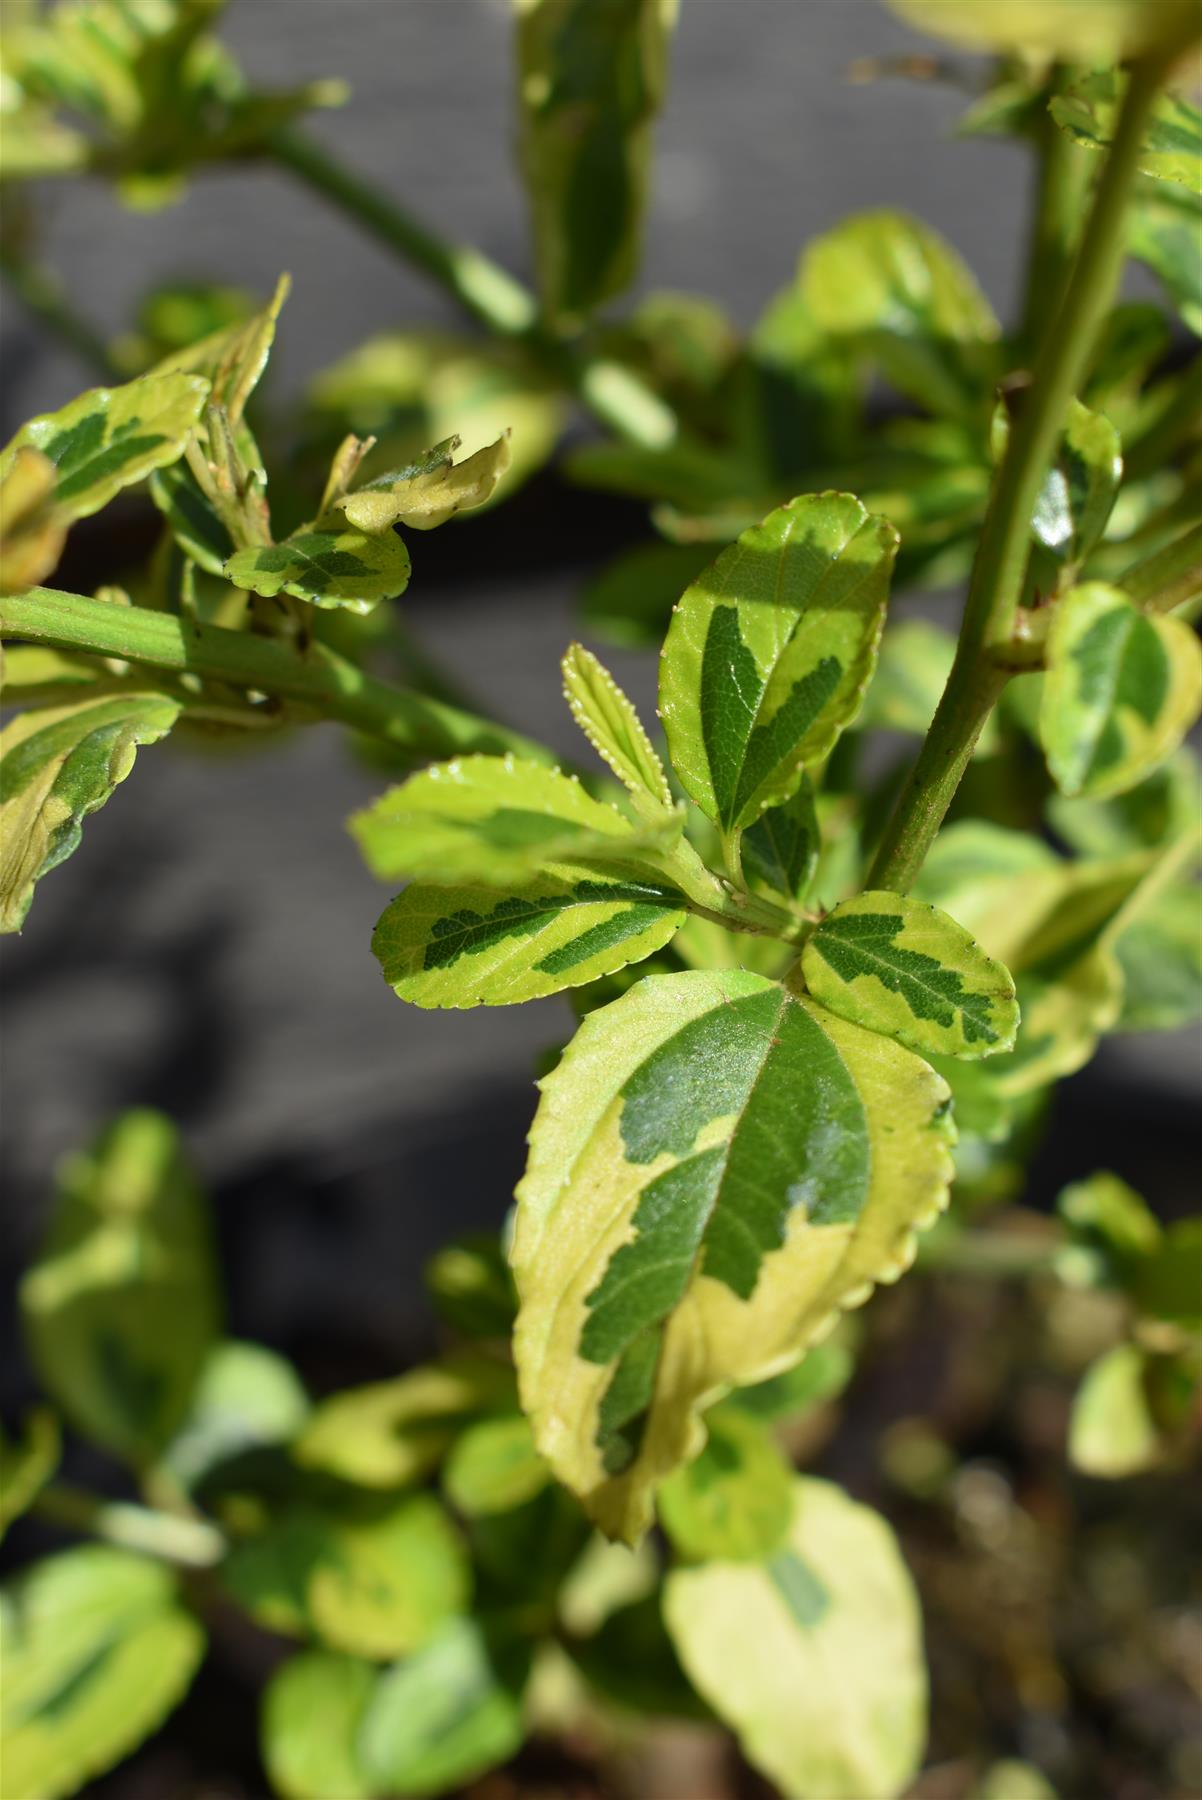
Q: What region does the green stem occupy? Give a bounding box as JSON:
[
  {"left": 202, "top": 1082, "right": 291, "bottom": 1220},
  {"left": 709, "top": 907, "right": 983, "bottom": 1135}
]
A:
[
  {"left": 32, "top": 1481, "right": 225, "bottom": 1567},
  {"left": 1017, "top": 66, "right": 1091, "bottom": 358},
  {"left": 1120, "top": 522, "right": 1202, "bottom": 613},
  {"left": 0, "top": 251, "right": 122, "bottom": 384},
  {"left": 269, "top": 129, "right": 677, "bottom": 450},
  {"left": 1, "top": 586, "right": 552, "bottom": 765},
  {"left": 867, "top": 50, "right": 1175, "bottom": 895}
]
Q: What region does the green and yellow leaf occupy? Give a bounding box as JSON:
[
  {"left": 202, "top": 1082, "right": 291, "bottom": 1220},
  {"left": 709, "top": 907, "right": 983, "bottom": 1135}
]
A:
[
  {"left": 339, "top": 433, "right": 511, "bottom": 532},
  {"left": 885, "top": 0, "right": 1199, "bottom": 59},
  {"left": 663, "top": 1478, "right": 926, "bottom": 1800},
  {"left": 261, "top": 1652, "right": 376, "bottom": 1800},
  {"left": 0, "top": 1547, "right": 205, "bottom": 1800},
  {"left": 0, "top": 447, "right": 66, "bottom": 593},
  {"left": 225, "top": 516, "right": 411, "bottom": 613},
  {"left": 150, "top": 271, "right": 289, "bottom": 430},
  {"left": 801, "top": 891, "right": 1020, "bottom": 1060},
  {"left": 562, "top": 642, "right": 673, "bottom": 811},
  {"left": 0, "top": 690, "right": 180, "bottom": 933},
  {"left": 351, "top": 754, "right": 678, "bottom": 888},
  {"left": 740, "top": 774, "right": 820, "bottom": 907},
  {"left": 0, "top": 371, "right": 209, "bottom": 522},
  {"left": 443, "top": 1415, "right": 550, "bottom": 1518},
  {"left": 294, "top": 1356, "right": 516, "bottom": 1489},
  {"left": 1052, "top": 73, "right": 1202, "bottom": 194},
  {"left": 1041, "top": 582, "right": 1202, "bottom": 799},
  {"left": 515, "top": 0, "right": 679, "bottom": 322},
  {"left": 660, "top": 492, "right": 897, "bottom": 839},
  {"left": 657, "top": 1406, "right": 794, "bottom": 1562},
  {"left": 512, "top": 969, "right": 954, "bottom": 1541},
  {"left": 20, "top": 1110, "right": 219, "bottom": 1465},
  {"left": 372, "top": 871, "right": 686, "bottom": 1009}
]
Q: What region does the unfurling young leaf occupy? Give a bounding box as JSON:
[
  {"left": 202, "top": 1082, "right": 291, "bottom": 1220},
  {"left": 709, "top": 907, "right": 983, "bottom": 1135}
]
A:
[
  {"left": 0, "top": 691, "right": 181, "bottom": 933},
  {"left": 663, "top": 1478, "right": 927, "bottom": 1800},
  {"left": 372, "top": 872, "right": 686, "bottom": 1009},
  {"left": 0, "top": 1547, "right": 205, "bottom": 1800},
  {"left": 660, "top": 491, "right": 897, "bottom": 847},
  {"left": 512, "top": 969, "right": 953, "bottom": 1541},
  {"left": 562, "top": 642, "right": 674, "bottom": 811},
  {"left": 515, "top": 0, "right": 680, "bottom": 323},
  {"left": 225, "top": 516, "right": 411, "bottom": 613},
  {"left": 1040, "top": 582, "right": 1202, "bottom": 799},
  {"left": 1051, "top": 73, "right": 1202, "bottom": 194},
  {"left": 19, "top": 1110, "right": 219, "bottom": 1465},
  {"left": 150, "top": 272, "right": 290, "bottom": 432},
  {"left": 0, "top": 447, "right": 66, "bottom": 593},
  {"left": 0, "top": 371, "right": 209, "bottom": 522},
  {"left": 338, "top": 433, "right": 511, "bottom": 532},
  {"left": 801, "top": 892, "right": 1020, "bottom": 1060},
  {"left": 351, "top": 754, "right": 678, "bottom": 889}
]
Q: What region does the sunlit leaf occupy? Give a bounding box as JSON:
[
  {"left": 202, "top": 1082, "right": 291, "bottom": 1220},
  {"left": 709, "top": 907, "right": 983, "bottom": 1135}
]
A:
[
  {"left": 339, "top": 433, "right": 511, "bottom": 533},
  {"left": 798, "top": 211, "right": 1000, "bottom": 416},
  {"left": 1052, "top": 73, "right": 1202, "bottom": 194},
  {"left": 294, "top": 1356, "right": 516, "bottom": 1489},
  {"left": 225, "top": 515, "right": 410, "bottom": 614},
  {"left": 262, "top": 1651, "right": 376, "bottom": 1800},
  {"left": 515, "top": 0, "right": 679, "bottom": 322},
  {"left": 562, "top": 643, "right": 673, "bottom": 811},
  {"left": 801, "top": 891, "right": 1019, "bottom": 1060},
  {"left": 20, "top": 1110, "right": 218, "bottom": 1465},
  {"left": 513, "top": 969, "right": 953, "bottom": 1541},
  {"left": 0, "top": 690, "right": 181, "bottom": 933},
  {"left": 372, "top": 870, "right": 685, "bottom": 1010},
  {"left": 443, "top": 1415, "right": 550, "bottom": 1518},
  {"left": 0, "top": 1546, "right": 205, "bottom": 1800},
  {"left": 1057, "top": 1171, "right": 1162, "bottom": 1271},
  {"left": 149, "top": 271, "right": 289, "bottom": 430},
  {"left": 1030, "top": 399, "right": 1122, "bottom": 573},
  {"left": 224, "top": 1492, "right": 469, "bottom": 1660},
  {"left": 884, "top": 0, "right": 1199, "bottom": 58},
  {"left": 660, "top": 492, "right": 896, "bottom": 843},
  {"left": 1069, "top": 1344, "right": 1164, "bottom": 1477},
  {"left": 160, "top": 1340, "right": 310, "bottom": 1493},
  {"left": 0, "top": 447, "right": 66, "bottom": 593},
  {"left": 351, "top": 754, "right": 677, "bottom": 889},
  {"left": 658, "top": 1407, "right": 793, "bottom": 1562},
  {"left": 664, "top": 1478, "right": 926, "bottom": 1800},
  {"left": 0, "top": 1410, "right": 60, "bottom": 1539},
  {"left": 1041, "top": 582, "right": 1202, "bottom": 798}
]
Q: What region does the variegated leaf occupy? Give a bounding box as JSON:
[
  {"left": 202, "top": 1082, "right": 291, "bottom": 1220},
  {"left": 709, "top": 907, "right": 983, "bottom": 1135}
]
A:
[
  {"left": 660, "top": 493, "right": 897, "bottom": 844},
  {"left": 0, "top": 691, "right": 181, "bottom": 933},
  {"left": 515, "top": 0, "right": 679, "bottom": 323},
  {"left": 350, "top": 754, "right": 678, "bottom": 888},
  {"left": 657, "top": 1407, "right": 793, "bottom": 1562},
  {"left": 801, "top": 892, "right": 1019, "bottom": 1060},
  {"left": 562, "top": 642, "right": 673, "bottom": 812},
  {"left": 0, "top": 372, "right": 209, "bottom": 522},
  {"left": 1041, "top": 582, "right": 1202, "bottom": 799},
  {"left": 0, "top": 447, "right": 66, "bottom": 593},
  {"left": 372, "top": 872, "right": 686, "bottom": 1009},
  {"left": 295, "top": 1356, "right": 516, "bottom": 1489},
  {"left": 513, "top": 969, "right": 954, "bottom": 1541},
  {"left": 225, "top": 517, "right": 411, "bottom": 613},
  {"left": 1052, "top": 73, "right": 1202, "bottom": 194},
  {"left": 339, "top": 433, "right": 511, "bottom": 532},
  {"left": 0, "top": 1547, "right": 205, "bottom": 1800},
  {"left": 740, "top": 774, "right": 820, "bottom": 907},
  {"left": 150, "top": 272, "right": 289, "bottom": 430},
  {"left": 663, "top": 1478, "right": 926, "bottom": 1800}
]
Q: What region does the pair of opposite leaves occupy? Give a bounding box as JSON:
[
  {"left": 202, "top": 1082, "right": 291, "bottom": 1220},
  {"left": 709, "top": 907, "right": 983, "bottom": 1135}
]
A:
[{"left": 353, "top": 490, "right": 1020, "bottom": 1542}]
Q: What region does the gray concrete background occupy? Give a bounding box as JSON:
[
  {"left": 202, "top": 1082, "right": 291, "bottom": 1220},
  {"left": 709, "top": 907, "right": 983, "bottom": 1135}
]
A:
[{"left": 1, "top": 2, "right": 1195, "bottom": 1366}]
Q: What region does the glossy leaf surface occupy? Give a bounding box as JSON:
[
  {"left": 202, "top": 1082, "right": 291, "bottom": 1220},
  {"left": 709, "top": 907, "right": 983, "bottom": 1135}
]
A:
[
  {"left": 225, "top": 516, "right": 411, "bottom": 614},
  {"left": 1041, "top": 582, "right": 1202, "bottom": 798},
  {"left": 802, "top": 892, "right": 1020, "bottom": 1060},
  {"left": 20, "top": 1110, "right": 218, "bottom": 1464},
  {"left": 513, "top": 970, "right": 953, "bottom": 1540},
  {"left": 0, "top": 691, "right": 180, "bottom": 933},
  {"left": 0, "top": 1547, "right": 204, "bottom": 1800},
  {"left": 339, "top": 433, "right": 510, "bottom": 532},
  {"left": 664, "top": 1478, "right": 926, "bottom": 1800},
  {"left": 660, "top": 492, "right": 896, "bottom": 836}
]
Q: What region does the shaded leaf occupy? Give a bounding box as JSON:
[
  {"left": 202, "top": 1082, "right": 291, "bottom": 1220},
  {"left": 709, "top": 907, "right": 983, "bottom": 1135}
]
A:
[
  {"left": 161, "top": 1340, "right": 310, "bottom": 1494},
  {"left": 860, "top": 619, "right": 957, "bottom": 735},
  {"left": 801, "top": 891, "right": 1020, "bottom": 1060},
  {"left": 515, "top": 0, "right": 679, "bottom": 322},
  {"left": 0, "top": 690, "right": 180, "bottom": 932},
  {"left": 1134, "top": 1218, "right": 1202, "bottom": 1325},
  {"left": 223, "top": 1492, "right": 470, "bottom": 1660},
  {"left": 740, "top": 774, "right": 820, "bottom": 908},
  {"left": 1057, "top": 1171, "right": 1162, "bottom": 1271},
  {"left": 351, "top": 754, "right": 675, "bottom": 889},
  {"left": 0, "top": 447, "right": 66, "bottom": 593},
  {"left": 562, "top": 642, "right": 673, "bottom": 810},
  {"left": 0, "top": 1410, "right": 60, "bottom": 1539},
  {"left": 1114, "top": 884, "right": 1202, "bottom": 1031},
  {"left": 0, "top": 372, "right": 209, "bottom": 522},
  {"left": 1041, "top": 582, "right": 1202, "bottom": 798},
  {"left": 357, "top": 1617, "right": 526, "bottom": 1795},
  {"left": 660, "top": 492, "right": 896, "bottom": 840},
  {"left": 0, "top": 1546, "right": 205, "bottom": 1800},
  {"left": 727, "top": 1341, "right": 855, "bottom": 1422},
  {"left": 424, "top": 1234, "right": 517, "bottom": 1340},
  {"left": 148, "top": 455, "right": 235, "bottom": 575},
  {"left": 1052, "top": 73, "right": 1202, "bottom": 193},
  {"left": 443, "top": 1415, "right": 550, "bottom": 1518},
  {"left": 513, "top": 969, "right": 953, "bottom": 1541},
  {"left": 262, "top": 1651, "right": 376, "bottom": 1800},
  {"left": 568, "top": 1592, "right": 706, "bottom": 1719},
  {"left": 664, "top": 1478, "right": 926, "bottom": 1800},
  {"left": 225, "top": 516, "right": 411, "bottom": 614},
  {"left": 294, "top": 1356, "right": 516, "bottom": 1489},
  {"left": 582, "top": 539, "right": 716, "bottom": 648},
  {"left": 372, "top": 871, "right": 685, "bottom": 1010},
  {"left": 658, "top": 1407, "right": 793, "bottom": 1562},
  {"left": 20, "top": 1110, "right": 218, "bottom": 1465},
  {"left": 1130, "top": 182, "right": 1202, "bottom": 335},
  {"left": 339, "top": 433, "right": 511, "bottom": 533},
  {"left": 798, "top": 210, "right": 999, "bottom": 415}
]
